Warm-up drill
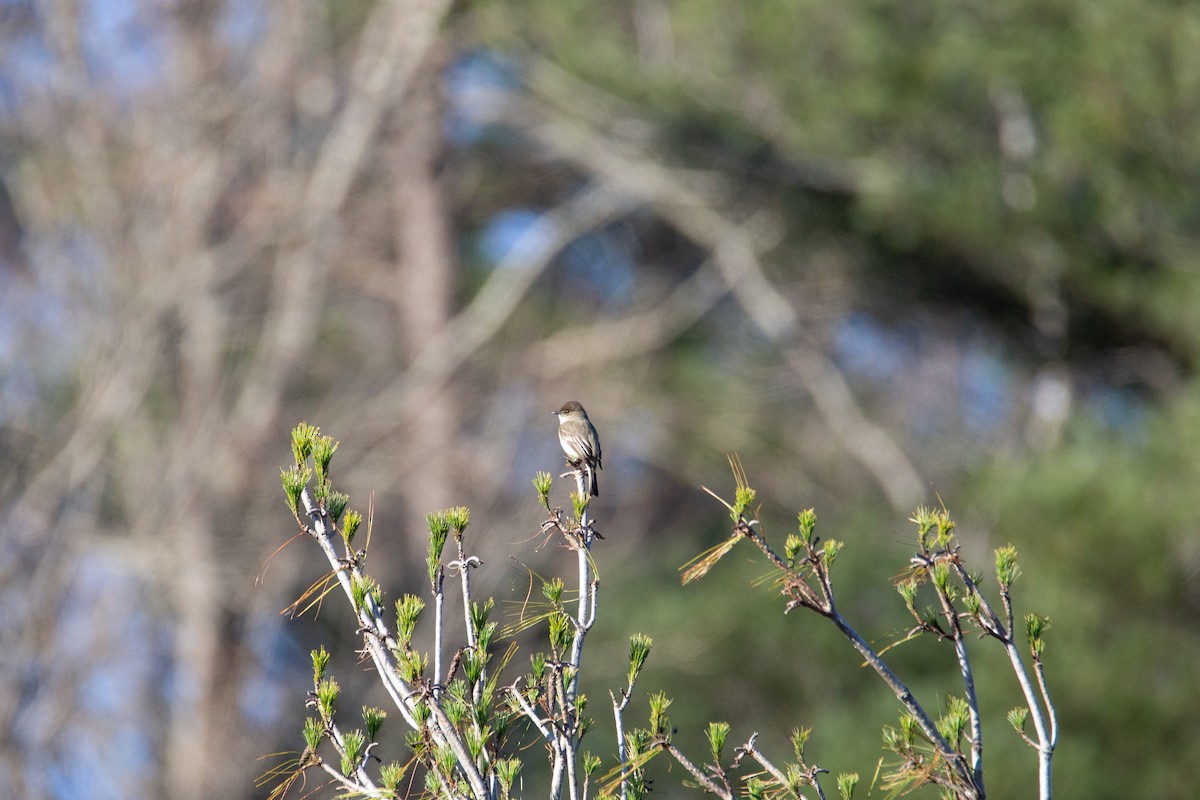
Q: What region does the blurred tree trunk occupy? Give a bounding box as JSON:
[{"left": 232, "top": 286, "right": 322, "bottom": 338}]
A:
[
  {"left": 392, "top": 53, "right": 460, "bottom": 517},
  {"left": 0, "top": 2, "right": 456, "bottom": 797}
]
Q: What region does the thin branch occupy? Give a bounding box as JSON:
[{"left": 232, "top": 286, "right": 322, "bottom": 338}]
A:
[
  {"left": 1034, "top": 656, "right": 1058, "bottom": 800},
  {"left": 736, "top": 738, "right": 794, "bottom": 798},
  {"left": 610, "top": 690, "right": 630, "bottom": 800},
  {"left": 952, "top": 562, "right": 1053, "bottom": 799},
  {"left": 298, "top": 489, "right": 490, "bottom": 800},
  {"left": 434, "top": 570, "right": 445, "bottom": 700},
  {"left": 736, "top": 524, "right": 979, "bottom": 795},
  {"left": 932, "top": 577, "right": 984, "bottom": 792},
  {"left": 325, "top": 719, "right": 381, "bottom": 794},
  {"left": 660, "top": 742, "right": 734, "bottom": 800},
  {"left": 1034, "top": 658, "right": 1059, "bottom": 750},
  {"left": 510, "top": 682, "right": 554, "bottom": 744},
  {"left": 315, "top": 758, "right": 389, "bottom": 798}
]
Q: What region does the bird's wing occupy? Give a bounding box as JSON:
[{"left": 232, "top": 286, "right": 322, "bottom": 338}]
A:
[
  {"left": 590, "top": 423, "right": 602, "bottom": 468},
  {"left": 566, "top": 432, "right": 597, "bottom": 461}
]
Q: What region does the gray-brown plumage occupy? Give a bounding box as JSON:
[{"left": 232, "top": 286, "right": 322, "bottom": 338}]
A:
[{"left": 554, "top": 400, "right": 602, "bottom": 496}]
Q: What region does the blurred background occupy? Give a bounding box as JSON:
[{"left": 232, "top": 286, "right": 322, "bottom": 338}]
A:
[{"left": 1, "top": 1, "right": 1198, "bottom": 798}]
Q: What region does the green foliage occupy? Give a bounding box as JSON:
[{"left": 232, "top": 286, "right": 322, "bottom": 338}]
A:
[
  {"left": 426, "top": 511, "right": 450, "bottom": 586},
  {"left": 576, "top": 695, "right": 591, "bottom": 737},
  {"left": 443, "top": 681, "right": 468, "bottom": 728},
  {"left": 627, "top": 633, "right": 652, "bottom": 685},
  {"left": 280, "top": 465, "right": 310, "bottom": 516},
  {"left": 529, "top": 651, "right": 546, "bottom": 682},
  {"left": 790, "top": 726, "right": 811, "bottom": 759},
  {"left": 349, "top": 574, "right": 379, "bottom": 612},
  {"left": 934, "top": 511, "right": 956, "bottom": 549},
  {"left": 311, "top": 435, "right": 338, "bottom": 487},
  {"left": 995, "top": 545, "right": 1021, "bottom": 588},
  {"left": 783, "top": 534, "right": 804, "bottom": 567},
  {"left": 532, "top": 471, "right": 553, "bottom": 509},
  {"left": 931, "top": 561, "right": 952, "bottom": 594},
  {"left": 278, "top": 432, "right": 1076, "bottom": 800},
  {"left": 433, "top": 744, "right": 457, "bottom": 784},
  {"left": 341, "top": 508, "right": 362, "bottom": 546},
  {"left": 1025, "top": 613, "right": 1049, "bottom": 656},
  {"left": 316, "top": 677, "right": 339, "bottom": 721},
  {"left": 397, "top": 650, "right": 426, "bottom": 684},
  {"left": 963, "top": 590, "right": 982, "bottom": 618},
  {"left": 548, "top": 611, "right": 573, "bottom": 652},
  {"left": 394, "top": 594, "right": 424, "bottom": 646},
  {"left": 290, "top": 422, "right": 319, "bottom": 466},
  {"left": 423, "top": 767, "right": 442, "bottom": 795},
  {"left": 362, "top": 706, "right": 386, "bottom": 741},
  {"left": 302, "top": 716, "right": 323, "bottom": 750},
  {"left": 465, "top": 724, "right": 490, "bottom": 761},
  {"left": 380, "top": 761, "right": 408, "bottom": 794},
  {"left": 910, "top": 506, "right": 936, "bottom": 550},
  {"left": 935, "top": 696, "right": 970, "bottom": 751},
  {"left": 836, "top": 772, "right": 859, "bottom": 800},
  {"left": 324, "top": 490, "right": 349, "bottom": 524},
  {"left": 705, "top": 721, "right": 729, "bottom": 763},
  {"left": 339, "top": 729, "right": 365, "bottom": 776},
  {"left": 271, "top": 3, "right": 1200, "bottom": 795},
  {"left": 732, "top": 485, "right": 756, "bottom": 522},
  {"left": 470, "top": 598, "right": 494, "bottom": 640},
  {"left": 647, "top": 691, "right": 672, "bottom": 738},
  {"left": 542, "top": 576, "right": 565, "bottom": 604},
  {"left": 495, "top": 757, "right": 522, "bottom": 797},
  {"left": 797, "top": 508, "right": 817, "bottom": 546},
  {"left": 569, "top": 490, "right": 589, "bottom": 520},
  {"left": 445, "top": 505, "right": 470, "bottom": 538},
  {"left": 883, "top": 712, "right": 918, "bottom": 753},
  {"left": 476, "top": 621, "right": 497, "bottom": 654},
  {"left": 463, "top": 647, "right": 485, "bottom": 685},
  {"left": 311, "top": 645, "right": 330, "bottom": 684},
  {"left": 820, "top": 538, "right": 842, "bottom": 569},
  {"left": 412, "top": 698, "right": 432, "bottom": 727}
]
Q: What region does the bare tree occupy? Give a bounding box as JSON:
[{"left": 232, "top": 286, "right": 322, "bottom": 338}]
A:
[{"left": 0, "top": 2, "right": 461, "bottom": 797}]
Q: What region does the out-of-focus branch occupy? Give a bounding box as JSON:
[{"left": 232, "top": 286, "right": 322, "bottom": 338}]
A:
[
  {"left": 231, "top": 0, "right": 454, "bottom": 441},
  {"left": 528, "top": 256, "right": 729, "bottom": 376},
  {"left": 513, "top": 67, "right": 925, "bottom": 511},
  {"left": 352, "top": 182, "right": 638, "bottom": 474},
  {"left": 3, "top": 3, "right": 459, "bottom": 798}
]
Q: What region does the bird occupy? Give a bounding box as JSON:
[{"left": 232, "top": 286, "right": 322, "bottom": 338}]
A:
[{"left": 554, "top": 400, "right": 602, "bottom": 497}]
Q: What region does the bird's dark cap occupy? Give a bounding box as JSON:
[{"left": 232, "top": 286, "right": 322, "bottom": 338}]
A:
[{"left": 556, "top": 400, "right": 586, "bottom": 415}]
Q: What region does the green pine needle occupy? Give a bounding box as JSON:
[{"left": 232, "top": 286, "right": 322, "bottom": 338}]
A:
[
  {"left": 302, "top": 716, "right": 323, "bottom": 750},
  {"left": 291, "top": 422, "right": 319, "bottom": 466},
  {"left": 627, "top": 634, "right": 652, "bottom": 684},
  {"left": 836, "top": 772, "right": 859, "bottom": 800},
  {"left": 706, "top": 721, "right": 730, "bottom": 762},
  {"left": 996, "top": 545, "right": 1021, "bottom": 587},
  {"left": 532, "top": 472, "right": 553, "bottom": 509},
  {"left": 311, "top": 645, "right": 330, "bottom": 685}
]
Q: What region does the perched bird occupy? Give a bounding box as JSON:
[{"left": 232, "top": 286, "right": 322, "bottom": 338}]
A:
[{"left": 554, "top": 400, "right": 602, "bottom": 496}]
